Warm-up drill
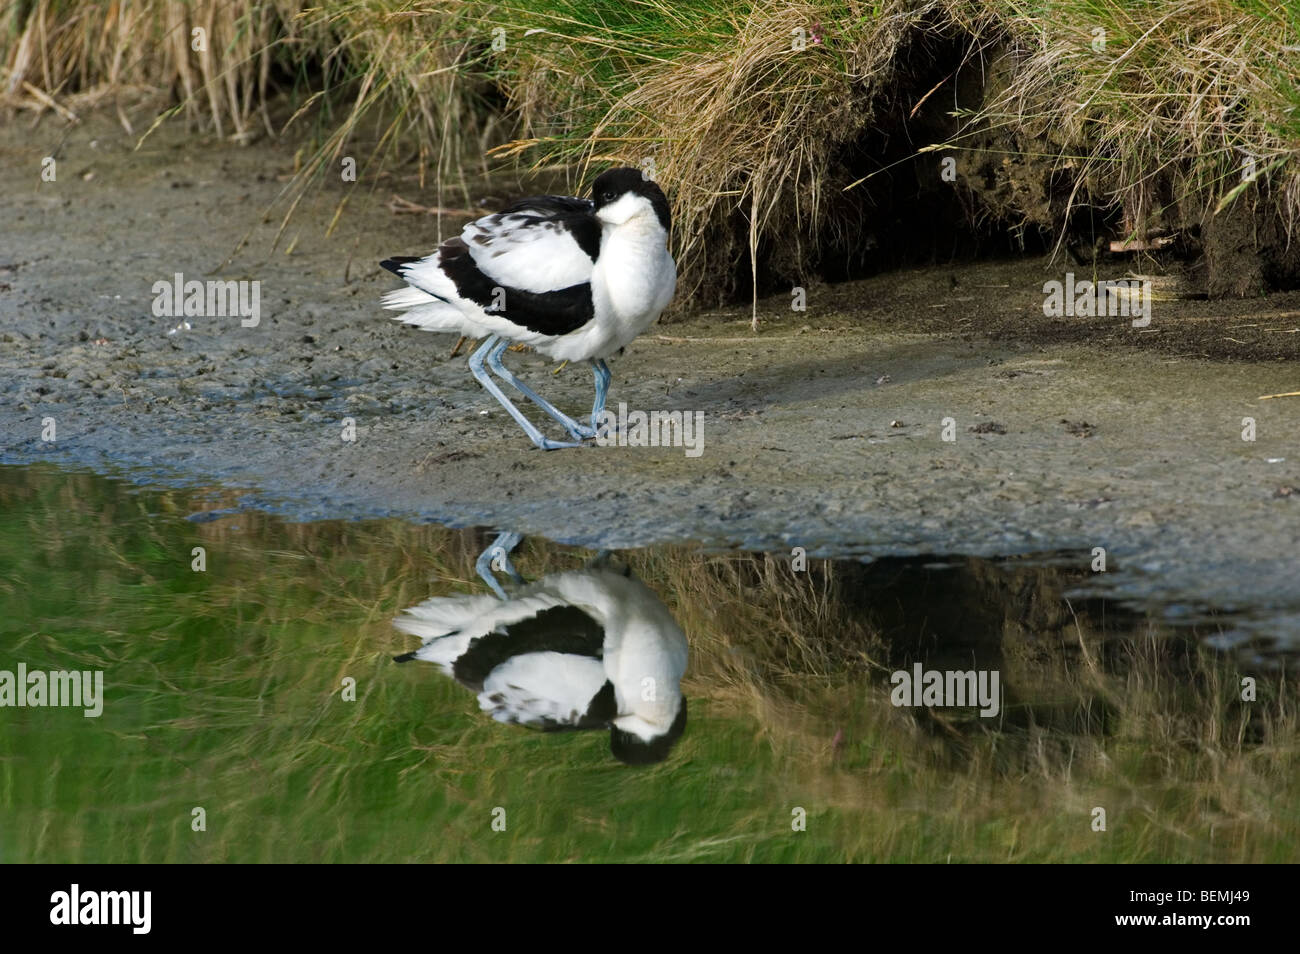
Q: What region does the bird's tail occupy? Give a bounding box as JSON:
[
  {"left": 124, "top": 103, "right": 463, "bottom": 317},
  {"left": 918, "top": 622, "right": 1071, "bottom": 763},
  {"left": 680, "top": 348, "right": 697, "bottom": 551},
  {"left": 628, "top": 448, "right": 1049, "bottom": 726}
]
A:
[
  {"left": 380, "top": 285, "right": 475, "bottom": 334},
  {"left": 392, "top": 593, "right": 499, "bottom": 669},
  {"left": 398, "top": 593, "right": 499, "bottom": 633},
  {"left": 392, "top": 633, "right": 474, "bottom": 670}
]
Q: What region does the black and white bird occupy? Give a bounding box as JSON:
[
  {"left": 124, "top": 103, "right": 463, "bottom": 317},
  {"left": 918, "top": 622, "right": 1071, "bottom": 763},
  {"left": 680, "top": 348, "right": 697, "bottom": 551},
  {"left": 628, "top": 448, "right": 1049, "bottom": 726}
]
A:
[
  {"left": 393, "top": 556, "right": 688, "bottom": 765},
  {"left": 380, "top": 168, "right": 676, "bottom": 450}
]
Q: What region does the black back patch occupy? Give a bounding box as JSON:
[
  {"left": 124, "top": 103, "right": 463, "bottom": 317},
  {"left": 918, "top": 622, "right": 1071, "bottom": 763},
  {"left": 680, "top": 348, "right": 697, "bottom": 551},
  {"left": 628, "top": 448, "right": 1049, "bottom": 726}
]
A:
[
  {"left": 438, "top": 238, "right": 595, "bottom": 337},
  {"left": 579, "top": 680, "right": 618, "bottom": 728},
  {"left": 452, "top": 604, "right": 606, "bottom": 692}
]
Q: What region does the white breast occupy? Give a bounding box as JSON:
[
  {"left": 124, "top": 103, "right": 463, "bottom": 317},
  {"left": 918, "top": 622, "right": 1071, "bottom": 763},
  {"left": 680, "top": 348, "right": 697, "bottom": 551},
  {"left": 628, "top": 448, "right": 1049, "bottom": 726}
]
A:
[
  {"left": 542, "top": 227, "right": 675, "bottom": 362},
  {"left": 550, "top": 570, "right": 688, "bottom": 724}
]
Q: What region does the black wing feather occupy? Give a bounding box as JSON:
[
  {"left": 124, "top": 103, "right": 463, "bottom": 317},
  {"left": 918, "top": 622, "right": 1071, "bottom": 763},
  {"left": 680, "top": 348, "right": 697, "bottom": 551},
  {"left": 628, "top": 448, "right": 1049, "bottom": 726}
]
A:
[{"left": 380, "top": 256, "right": 422, "bottom": 275}]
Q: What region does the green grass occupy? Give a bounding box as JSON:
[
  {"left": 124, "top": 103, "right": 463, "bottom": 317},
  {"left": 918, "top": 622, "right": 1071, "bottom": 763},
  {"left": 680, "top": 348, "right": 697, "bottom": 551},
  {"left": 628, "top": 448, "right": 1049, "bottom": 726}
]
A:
[{"left": 1, "top": 464, "right": 1296, "bottom": 862}]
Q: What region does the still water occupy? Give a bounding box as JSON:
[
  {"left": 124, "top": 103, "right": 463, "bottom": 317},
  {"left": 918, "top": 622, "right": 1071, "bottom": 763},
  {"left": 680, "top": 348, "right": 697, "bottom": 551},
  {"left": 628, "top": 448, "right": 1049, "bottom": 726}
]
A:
[{"left": 1, "top": 464, "right": 1295, "bottom": 862}]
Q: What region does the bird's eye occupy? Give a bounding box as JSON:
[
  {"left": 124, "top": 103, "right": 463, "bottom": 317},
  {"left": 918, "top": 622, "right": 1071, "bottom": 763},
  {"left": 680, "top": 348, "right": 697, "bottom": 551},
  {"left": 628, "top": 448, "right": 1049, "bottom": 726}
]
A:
[{"left": 601, "top": 191, "right": 616, "bottom": 203}]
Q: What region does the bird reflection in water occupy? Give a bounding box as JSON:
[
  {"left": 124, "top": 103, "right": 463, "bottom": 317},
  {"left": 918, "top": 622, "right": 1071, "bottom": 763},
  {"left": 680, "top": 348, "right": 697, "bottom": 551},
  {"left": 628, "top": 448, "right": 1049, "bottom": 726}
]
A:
[{"left": 394, "top": 533, "right": 688, "bottom": 764}]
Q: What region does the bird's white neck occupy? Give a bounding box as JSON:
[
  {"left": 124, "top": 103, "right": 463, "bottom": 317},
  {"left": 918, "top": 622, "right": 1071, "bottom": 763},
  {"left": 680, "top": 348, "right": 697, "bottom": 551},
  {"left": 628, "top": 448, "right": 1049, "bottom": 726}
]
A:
[{"left": 593, "top": 219, "right": 672, "bottom": 321}]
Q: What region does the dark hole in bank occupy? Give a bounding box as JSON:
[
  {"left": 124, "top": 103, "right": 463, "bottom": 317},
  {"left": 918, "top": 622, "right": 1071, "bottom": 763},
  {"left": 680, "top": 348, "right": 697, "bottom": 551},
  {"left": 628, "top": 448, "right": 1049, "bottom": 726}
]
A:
[{"left": 728, "top": 21, "right": 1300, "bottom": 303}]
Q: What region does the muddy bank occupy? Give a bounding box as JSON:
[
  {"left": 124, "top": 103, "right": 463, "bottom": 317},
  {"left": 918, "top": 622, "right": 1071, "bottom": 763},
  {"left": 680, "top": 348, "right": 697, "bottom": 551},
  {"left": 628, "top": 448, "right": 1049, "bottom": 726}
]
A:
[{"left": 1, "top": 116, "right": 1298, "bottom": 653}]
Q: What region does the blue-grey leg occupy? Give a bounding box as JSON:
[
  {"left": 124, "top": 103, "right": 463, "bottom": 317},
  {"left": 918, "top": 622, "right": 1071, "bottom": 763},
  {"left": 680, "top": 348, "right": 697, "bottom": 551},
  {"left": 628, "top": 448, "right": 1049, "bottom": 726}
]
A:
[
  {"left": 476, "top": 531, "right": 524, "bottom": 600},
  {"left": 486, "top": 339, "right": 595, "bottom": 440},
  {"left": 468, "top": 336, "right": 582, "bottom": 450},
  {"left": 590, "top": 358, "right": 612, "bottom": 434}
]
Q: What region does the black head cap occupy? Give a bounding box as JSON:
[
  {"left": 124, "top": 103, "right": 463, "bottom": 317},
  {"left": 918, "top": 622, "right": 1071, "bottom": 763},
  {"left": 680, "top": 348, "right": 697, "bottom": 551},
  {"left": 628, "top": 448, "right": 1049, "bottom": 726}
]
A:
[
  {"left": 609, "top": 697, "right": 688, "bottom": 766},
  {"left": 591, "top": 166, "right": 672, "bottom": 233}
]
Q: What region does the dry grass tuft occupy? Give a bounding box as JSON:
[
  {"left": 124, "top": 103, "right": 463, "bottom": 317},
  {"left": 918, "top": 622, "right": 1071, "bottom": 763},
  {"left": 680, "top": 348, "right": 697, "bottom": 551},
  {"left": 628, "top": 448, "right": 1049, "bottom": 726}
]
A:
[
  {"left": 967, "top": 0, "right": 1300, "bottom": 290},
  {"left": 5, "top": 1, "right": 1299, "bottom": 304},
  {"left": 2, "top": 1, "right": 321, "bottom": 137}
]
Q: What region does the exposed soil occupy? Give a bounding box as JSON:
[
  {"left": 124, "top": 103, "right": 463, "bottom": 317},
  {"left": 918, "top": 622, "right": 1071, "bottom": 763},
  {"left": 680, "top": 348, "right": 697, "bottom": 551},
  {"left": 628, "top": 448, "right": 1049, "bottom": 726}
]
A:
[{"left": 2, "top": 112, "right": 1298, "bottom": 654}]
